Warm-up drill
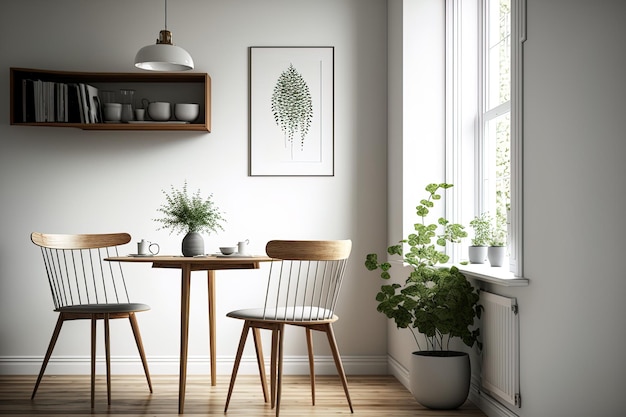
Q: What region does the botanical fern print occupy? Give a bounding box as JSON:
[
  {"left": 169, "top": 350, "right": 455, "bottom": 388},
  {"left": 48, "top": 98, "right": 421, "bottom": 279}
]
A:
[{"left": 271, "top": 63, "right": 313, "bottom": 155}]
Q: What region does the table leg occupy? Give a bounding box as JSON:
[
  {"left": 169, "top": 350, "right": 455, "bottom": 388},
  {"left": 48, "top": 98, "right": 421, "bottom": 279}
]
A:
[
  {"left": 179, "top": 264, "right": 192, "bottom": 414},
  {"left": 208, "top": 270, "right": 217, "bottom": 386}
]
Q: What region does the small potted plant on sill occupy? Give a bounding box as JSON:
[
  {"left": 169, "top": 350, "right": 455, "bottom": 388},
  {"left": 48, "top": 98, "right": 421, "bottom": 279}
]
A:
[
  {"left": 468, "top": 212, "right": 491, "bottom": 264},
  {"left": 154, "top": 181, "right": 226, "bottom": 257},
  {"left": 487, "top": 211, "right": 507, "bottom": 267},
  {"left": 365, "top": 183, "right": 481, "bottom": 410}
]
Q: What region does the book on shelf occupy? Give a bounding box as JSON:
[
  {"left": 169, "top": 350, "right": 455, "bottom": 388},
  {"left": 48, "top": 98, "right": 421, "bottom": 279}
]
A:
[
  {"left": 20, "top": 79, "right": 100, "bottom": 124},
  {"left": 21, "top": 79, "right": 35, "bottom": 123},
  {"left": 84, "top": 84, "right": 100, "bottom": 123},
  {"left": 67, "top": 83, "right": 81, "bottom": 123}
]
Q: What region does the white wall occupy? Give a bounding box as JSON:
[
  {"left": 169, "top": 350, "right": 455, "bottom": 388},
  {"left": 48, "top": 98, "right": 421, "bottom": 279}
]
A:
[
  {"left": 0, "top": 0, "right": 389, "bottom": 376},
  {"left": 387, "top": 0, "right": 626, "bottom": 416},
  {"left": 514, "top": 0, "right": 626, "bottom": 415}
]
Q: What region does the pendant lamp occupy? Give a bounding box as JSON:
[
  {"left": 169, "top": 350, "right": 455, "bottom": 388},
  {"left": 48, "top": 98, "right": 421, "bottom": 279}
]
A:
[{"left": 134, "top": 0, "right": 194, "bottom": 71}]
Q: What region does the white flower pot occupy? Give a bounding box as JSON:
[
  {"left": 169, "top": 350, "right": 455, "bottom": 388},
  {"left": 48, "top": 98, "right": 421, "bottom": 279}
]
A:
[
  {"left": 410, "top": 351, "right": 470, "bottom": 409},
  {"left": 488, "top": 246, "right": 506, "bottom": 267},
  {"left": 468, "top": 246, "right": 488, "bottom": 264}
]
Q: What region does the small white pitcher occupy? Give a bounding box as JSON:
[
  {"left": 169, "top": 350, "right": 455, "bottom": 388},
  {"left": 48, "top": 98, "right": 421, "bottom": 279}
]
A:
[{"left": 237, "top": 239, "right": 250, "bottom": 256}]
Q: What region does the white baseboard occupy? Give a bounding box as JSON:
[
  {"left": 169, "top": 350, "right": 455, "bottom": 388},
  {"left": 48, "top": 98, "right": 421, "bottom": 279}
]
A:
[
  {"left": 387, "top": 354, "right": 410, "bottom": 390},
  {"left": 0, "top": 354, "right": 388, "bottom": 376},
  {"left": 468, "top": 383, "right": 520, "bottom": 417}
]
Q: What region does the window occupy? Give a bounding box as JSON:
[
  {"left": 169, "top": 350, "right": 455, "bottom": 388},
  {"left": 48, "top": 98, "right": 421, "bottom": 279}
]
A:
[
  {"left": 481, "top": 0, "right": 511, "bottom": 248},
  {"left": 446, "top": 0, "right": 524, "bottom": 276}
]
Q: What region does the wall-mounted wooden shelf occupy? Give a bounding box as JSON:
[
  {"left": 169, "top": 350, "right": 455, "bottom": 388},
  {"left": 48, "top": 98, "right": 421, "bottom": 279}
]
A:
[{"left": 10, "top": 68, "right": 211, "bottom": 132}]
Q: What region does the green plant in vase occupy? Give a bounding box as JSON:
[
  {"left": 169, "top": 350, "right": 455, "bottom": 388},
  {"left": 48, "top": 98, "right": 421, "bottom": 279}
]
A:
[
  {"left": 154, "top": 181, "right": 226, "bottom": 256},
  {"left": 364, "top": 183, "right": 481, "bottom": 409},
  {"left": 468, "top": 212, "right": 491, "bottom": 264},
  {"left": 487, "top": 211, "right": 507, "bottom": 266}
]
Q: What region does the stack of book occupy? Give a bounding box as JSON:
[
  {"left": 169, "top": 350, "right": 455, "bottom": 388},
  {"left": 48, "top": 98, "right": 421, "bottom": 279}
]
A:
[{"left": 21, "top": 79, "right": 102, "bottom": 123}]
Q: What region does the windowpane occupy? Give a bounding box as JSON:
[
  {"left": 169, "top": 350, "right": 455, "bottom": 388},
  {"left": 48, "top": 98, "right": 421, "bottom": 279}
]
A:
[
  {"left": 487, "top": 0, "right": 511, "bottom": 108},
  {"left": 484, "top": 112, "right": 510, "bottom": 217},
  {"left": 484, "top": 0, "right": 511, "bottom": 251}
]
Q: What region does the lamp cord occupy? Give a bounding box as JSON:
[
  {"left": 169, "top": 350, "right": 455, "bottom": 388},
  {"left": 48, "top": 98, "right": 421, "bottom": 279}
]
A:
[{"left": 164, "top": 0, "right": 168, "bottom": 30}]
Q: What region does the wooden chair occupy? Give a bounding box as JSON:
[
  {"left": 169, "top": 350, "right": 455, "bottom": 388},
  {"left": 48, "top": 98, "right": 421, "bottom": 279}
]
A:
[
  {"left": 30, "top": 232, "right": 153, "bottom": 408},
  {"left": 224, "top": 240, "right": 354, "bottom": 416}
]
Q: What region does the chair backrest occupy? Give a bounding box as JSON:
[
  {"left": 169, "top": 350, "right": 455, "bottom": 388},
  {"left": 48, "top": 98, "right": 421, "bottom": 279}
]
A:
[
  {"left": 262, "top": 240, "right": 352, "bottom": 321},
  {"left": 31, "top": 232, "right": 133, "bottom": 310}
]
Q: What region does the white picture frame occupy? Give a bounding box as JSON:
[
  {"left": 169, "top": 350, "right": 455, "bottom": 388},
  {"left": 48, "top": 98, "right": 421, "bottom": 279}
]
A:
[{"left": 249, "top": 46, "right": 334, "bottom": 176}]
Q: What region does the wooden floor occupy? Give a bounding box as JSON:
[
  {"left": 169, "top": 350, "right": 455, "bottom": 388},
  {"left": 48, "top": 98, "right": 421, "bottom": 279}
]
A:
[{"left": 0, "top": 374, "right": 487, "bottom": 416}]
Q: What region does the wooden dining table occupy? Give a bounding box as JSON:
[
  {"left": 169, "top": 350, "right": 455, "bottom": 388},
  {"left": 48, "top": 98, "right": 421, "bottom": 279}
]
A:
[{"left": 105, "top": 254, "right": 274, "bottom": 414}]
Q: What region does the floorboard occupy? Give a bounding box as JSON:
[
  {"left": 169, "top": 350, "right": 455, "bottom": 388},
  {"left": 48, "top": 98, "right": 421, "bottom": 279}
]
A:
[{"left": 0, "top": 374, "right": 487, "bottom": 416}]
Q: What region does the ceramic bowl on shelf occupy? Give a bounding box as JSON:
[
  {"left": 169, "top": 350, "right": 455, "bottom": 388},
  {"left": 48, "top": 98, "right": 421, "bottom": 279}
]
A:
[
  {"left": 103, "top": 103, "right": 122, "bottom": 121},
  {"left": 174, "top": 103, "right": 200, "bottom": 122},
  {"left": 219, "top": 246, "right": 237, "bottom": 255},
  {"left": 148, "top": 102, "right": 171, "bottom": 121}
]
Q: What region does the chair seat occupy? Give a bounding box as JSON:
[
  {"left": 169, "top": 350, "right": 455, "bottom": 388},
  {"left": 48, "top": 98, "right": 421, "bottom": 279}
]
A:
[
  {"left": 57, "top": 303, "right": 151, "bottom": 314},
  {"left": 227, "top": 306, "right": 337, "bottom": 322}
]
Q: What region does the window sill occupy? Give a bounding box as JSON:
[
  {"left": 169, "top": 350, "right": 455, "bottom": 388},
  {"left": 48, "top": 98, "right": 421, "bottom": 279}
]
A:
[{"left": 455, "top": 264, "right": 529, "bottom": 287}]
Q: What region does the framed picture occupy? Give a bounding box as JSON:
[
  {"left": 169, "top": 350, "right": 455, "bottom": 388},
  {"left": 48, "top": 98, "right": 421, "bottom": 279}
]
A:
[{"left": 249, "top": 46, "right": 334, "bottom": 176}]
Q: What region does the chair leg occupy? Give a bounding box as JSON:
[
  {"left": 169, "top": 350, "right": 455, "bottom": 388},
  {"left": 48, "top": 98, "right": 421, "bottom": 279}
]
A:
[
  {"left": 31, "top": 314, "right": 65, "bottom": 399},
  {"left": 128, "top": 312, "right": 153, "bottom": 393},
  {"left": 324, "top": 324, "right": 353, "bottom": 413},
  {"left": 270, "top": 326, "right": 279, "bottom": 409},
  {"left": 224, "top": 321, "right": 250, "bottom": 412},
  {"left": 252, "top": 327, "right": 269, "bottom": 403},
  {"left": 91, "top": 316, "right": 97, "bottom": 409},
  {"left": 104, "top": 314, "right": 112, "bottom": 406},
  {"left": 305, "top": 327, "right": 316, "bottom": 406},
  {"left": 275, "top": 324, "right": 285, "bottom": 417}
]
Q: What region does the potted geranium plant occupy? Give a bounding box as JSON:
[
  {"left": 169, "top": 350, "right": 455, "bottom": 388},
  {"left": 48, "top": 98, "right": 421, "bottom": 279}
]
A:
[
  {"left": 468, "top": 212, "right": 491, "bottom": 264},
  {"left": 365, "top": 183, "right": 481, "bottom": 409},
  {"left": 154, "top": 181, "right": 226, "bottom": 257}
]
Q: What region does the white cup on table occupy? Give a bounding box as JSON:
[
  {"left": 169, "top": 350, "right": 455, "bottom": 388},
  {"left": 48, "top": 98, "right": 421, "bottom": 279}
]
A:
[{"left": 237, "top": 239, "right": 249, "bottom": 255}]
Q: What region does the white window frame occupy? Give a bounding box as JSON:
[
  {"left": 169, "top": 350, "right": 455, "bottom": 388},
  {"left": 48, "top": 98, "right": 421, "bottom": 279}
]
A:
[{"left": 445, "top": 0, "right": 525, "bottom": 277}]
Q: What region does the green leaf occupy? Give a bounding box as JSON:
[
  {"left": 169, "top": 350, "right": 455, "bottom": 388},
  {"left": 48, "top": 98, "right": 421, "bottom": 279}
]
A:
[{"left": 416, "top": 206, "right": 429, "bottom": 217}]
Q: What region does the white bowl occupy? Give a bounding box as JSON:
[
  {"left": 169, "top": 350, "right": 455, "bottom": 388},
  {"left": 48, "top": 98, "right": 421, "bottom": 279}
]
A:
[
  {"left": 175, "top": 103, "right": 200, "bottom": 122},
  {"left": 148, "top": 102, "right": 171, "bottom": 121},
  {"left": 219, "top": 246, "right": 237, "bottom": 255},
  {"left": 103, "top": 103, "right": 122, "bottom": 121}
]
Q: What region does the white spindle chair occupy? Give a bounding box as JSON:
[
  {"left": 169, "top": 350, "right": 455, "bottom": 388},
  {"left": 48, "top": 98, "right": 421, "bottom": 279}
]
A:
[
  {"left": 30, "top": 232, "right": 152, "bottom": 408},
  {"left": 224, "top": 239, "right": 353, "bottom": 416}
]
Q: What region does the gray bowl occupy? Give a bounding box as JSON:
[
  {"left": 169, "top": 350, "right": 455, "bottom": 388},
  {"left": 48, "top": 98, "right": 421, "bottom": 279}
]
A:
[{"left": 219, "top": 246, "right": 237, "bottom": 255}]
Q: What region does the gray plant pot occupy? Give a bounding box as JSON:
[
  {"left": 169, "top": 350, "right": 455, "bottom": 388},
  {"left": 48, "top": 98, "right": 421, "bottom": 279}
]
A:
[
  {"left": 182, "top": 232, "right": 204, "bottom": 257},
  {"left": 488, "top": 246, "right": 506, "bottom": 267},
  {"left": 410, "top": 351, "right": 470, "bottom": 409},
  {"left": 468, "top": 246, "right": 488, "bottom": 264}
]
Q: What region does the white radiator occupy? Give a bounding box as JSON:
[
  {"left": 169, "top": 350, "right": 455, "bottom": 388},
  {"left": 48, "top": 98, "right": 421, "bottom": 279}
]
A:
[{"left": 480, "top": 291, "right": 521, "bottom": 408}]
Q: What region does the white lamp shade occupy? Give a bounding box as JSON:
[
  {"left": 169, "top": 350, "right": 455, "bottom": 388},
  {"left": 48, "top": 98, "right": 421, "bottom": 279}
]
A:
[{"left": 134, "top": 43, "right": 194, "bottom": 71}]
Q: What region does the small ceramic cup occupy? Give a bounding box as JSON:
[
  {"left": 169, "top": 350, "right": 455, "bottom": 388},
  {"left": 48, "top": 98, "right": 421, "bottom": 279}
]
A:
[
  {"left": 138, "top": 239, "right": 159, "bottom": 255},
  {"left": 134, "top": 108, "right": 145, "bottom": 121},
  {"left": 237, "top": 239, "right": 249, "bottom": 255}
]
